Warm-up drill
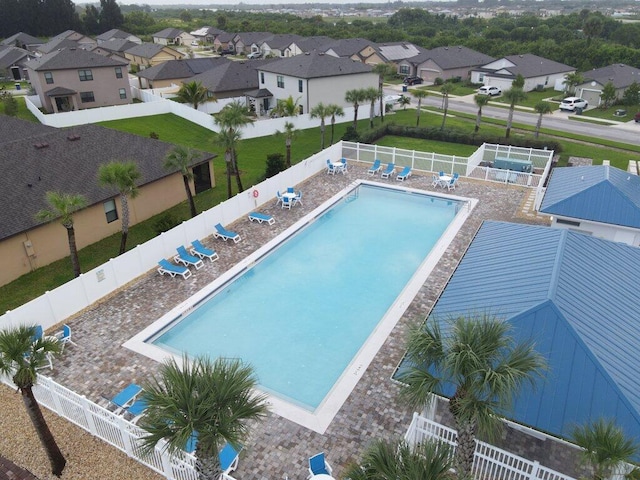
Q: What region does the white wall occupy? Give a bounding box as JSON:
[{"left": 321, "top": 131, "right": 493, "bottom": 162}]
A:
[{"left": 550, "top": 217, "right": 640, "bottom": 246}]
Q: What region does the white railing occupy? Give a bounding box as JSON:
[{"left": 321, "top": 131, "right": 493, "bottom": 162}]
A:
[
  {"left": 1, "top": 373, "right": 198, "bottom": 480},
  {"left": 404, "top": 414, "right": 576, "bottom": 480}
]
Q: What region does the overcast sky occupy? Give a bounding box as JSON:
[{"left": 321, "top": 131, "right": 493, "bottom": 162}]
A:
[{"left": 121, "top": 0, "right": 418, "bottom": 5}]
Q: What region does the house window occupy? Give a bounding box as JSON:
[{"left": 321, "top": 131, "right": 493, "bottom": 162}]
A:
[
  {"left": 104, "top": 199, "right": 118, "bottom": 223},
  {"left": 399, "top": 65, "right": 410, "bottom": 75},
  {"left": 277, "top": 75, "right": 284, "bottom": 88},
  {"left": 545, "top": 76, "right": 549, "bottom": 86},
  {"left": 479, "top": 73, "right": 485, "bottom": 82},
  {"left": 260, "top": 72, "right": 264, "bottom": 84},
  {"left": 298, "top": 79, "right": 303, "bottom": 93},
  {"left": 115, "top": 67, "right": 123, "bottom": 79},
  {"left": 78, "top": 69, "right": 93, "bottom": 81},
  {"left": 119, "top": 88, "right": 127, "bottom": 99},
  {"left": 298, "top": 105, "right": 303, "bottom": 115},
  {"left": 80, "top": 91, "right": 95, "bottom": 103},
  {"left": 44, "top": 72, "right": 54, "bottom": 84}
]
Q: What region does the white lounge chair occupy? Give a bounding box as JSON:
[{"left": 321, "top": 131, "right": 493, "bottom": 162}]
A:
[
  {"left": 396, "top": 166, "right": 412, "bottom": 181},
  {"left": 158, "top": 259, "right": 192, "bottom": 279},
  {"left": 380, "top": 162, "right": 395, "bottom": 179},
  {"left": 174, "top": 245, "right": 204, "bottom": 270},
  {"left": 189, "top": 240, "right": 219, "bottom": 262},
  {"left": 214, "top": 223, "right": 241, "bottom": 243},
  {"left": 368, "top": 159, "right": 382, "bottom": 175},
  {"left": 248, "top": 212, "right": 275, "bottom": 225}
]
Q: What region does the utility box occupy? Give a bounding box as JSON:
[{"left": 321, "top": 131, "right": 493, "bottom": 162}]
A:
[{"left": 494, "top": 157, "right": 532, "bottom": 173}]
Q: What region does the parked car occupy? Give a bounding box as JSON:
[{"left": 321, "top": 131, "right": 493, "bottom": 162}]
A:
[
  {"left": 219, "top": 49, "right": 234, "bottom": 56},
  {"left": 403, "top": 76, "right": 423, "bottom": 86},
  {"left": 634, "top": 112, "right": 640, "bottom": 123},
  {"left": 190, "top": 41, "right": 199, "bottom": 47},
  {"left": 559, "top": 97, "right": 588, "bottom": 112},
  {"left": 477, "top": 85, "right": 502, "bottom": 96},
  {"left": 247, "top": 51, "right": 262, "bottom": 59},
  {"left": 383, "top": 94, "right": 403, "bottom": 105}
]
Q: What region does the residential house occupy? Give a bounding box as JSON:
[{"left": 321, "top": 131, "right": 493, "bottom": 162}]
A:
[
  {"left": 212, "top": 32, "right": 236, "bottom": 53},
  {"left": 284, "top": 36, "right": 334, "bottom": 57},
  {"left": 471, "top": 53, "right": 575, "bottom": 92},
  {"left": 0, "top": 45, "right": 35, "bottom": 80},
  {"left": 26, "top": 47, "right": 131, "bottom": 113},
  {"left": 259, "top": 34, "right": 303, "bottom": 58},
  {"left": 398, "top": 46, "right": 495, "bottom": 83},
  {"left": 322, "top": 38, "right": 382, "bottom": 64},
  {"left": 190, "top": 26, "right": 224, "bottom": 44},
  {"left": 137, "top": 57, "right": 230, "bottom": 89},
  {"left": 396, "top": 220, "right": 640, "bottom": 446},
  {"left": 87, "top": 39, "right": 137, "bottom": 65},
  {"left": 124, "top": 43, "right": 184, "bottom": 70},
  {"left": 152, "top": 28, "right": 194, "bottom": 46},
  {"left": 576, "top": 64, "right": 640, "bottom": 107},
  {"left": 233, "top": 32, "right": 273, "bottom": 55},
  {"left": 0, "top": 32, "right": 43, "bottom": 52},
  {"left": 0, "top": 117, "right": 215, "bottom": 287},
  {"left": 540, "top": 165, "right": 640, "bottom": 246},
  {"left": 374, "top": 42, "right": 425, "bottom": 66},
  {"left": 38, "top": 30, "right": 96, "bottom": 55},
  {"left": 255, "top": 51, "right": 376, "bottom": 115},
  {"left": 96, "top": 29, "right": 141, "bottom": 45}
]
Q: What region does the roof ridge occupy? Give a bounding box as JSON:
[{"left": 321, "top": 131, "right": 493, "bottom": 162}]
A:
[{"left": 546, "top": 229, "right": 567, "bottom": 302}]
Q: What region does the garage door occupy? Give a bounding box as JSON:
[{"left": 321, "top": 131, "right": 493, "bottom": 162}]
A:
[{"left": 579, "top": 88, "right": 601, "bottom": 107}]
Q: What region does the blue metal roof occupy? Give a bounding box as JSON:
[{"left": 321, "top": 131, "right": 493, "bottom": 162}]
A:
[
  {"left": 540, "top": 165, "right": 640, "bottom": 229},
  {"left": 412, "top": 221, "right": 640, "bottom": 443}
]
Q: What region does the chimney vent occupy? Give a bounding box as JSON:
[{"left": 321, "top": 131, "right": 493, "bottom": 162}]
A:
[{"left": 67, "top": 134, "right": 80, "bottom": 141}]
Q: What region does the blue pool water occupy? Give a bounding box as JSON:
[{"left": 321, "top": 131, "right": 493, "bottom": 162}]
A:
[{"left": 152, "top": 185, "right": 459, "bottom": 410}]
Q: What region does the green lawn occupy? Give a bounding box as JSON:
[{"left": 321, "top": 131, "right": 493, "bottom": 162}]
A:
[
  {"left": 419, "top": 84, "right": 477, "bottom": 96},
  {"left": 492, "top": 88, "right": 559, "bottom": 109},
  {"left": 0, "top": 96, "right": 39, "bottom": 122},
  {"left": 582, "top": 105, "right": 640, "bottom": 121}
]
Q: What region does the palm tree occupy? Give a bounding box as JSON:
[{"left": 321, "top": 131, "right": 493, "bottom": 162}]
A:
[
  {"left": 0, "top": 325, "right": 66, "bottom": 477},
  {"left": 139, "top": 355, "right": 268, "bottom": 480},
  {"left": 398, "top": 95, "right": 411, "bottom": 110},
  {"left": 272, "top": 95, "right": 300, "bottom": 117},
  {"left": 372, "top": 62, "right": 395, "bottom": 123},
  {"left": 503, "top": 87, "right": 527, "bottom": 138},
  {"left": 439, "top": 83, "right": 456, "bottom": 130},
  {"left": 176, "top": 81, "right": 210, "bottom": 110},
  {"left": 413, "top": 89, "right": 429, "bottom": 126},
  {"left": 214, "top": 128, "right": 241, "bottom": 200},
  {"left": 164, "top": 145, "right": 197, "bottom": 218},
  {"left": 572, "top": 419, "right": 639, "bottom": 480},
  {"left": 363, "top": 86, "right": 380, "bottom": 129},
  {"left": 327, "top": 104, "right": 344, "bottom": 145},
  {"left": 399, "top": 314, "right": 546, "bottom": 478},
  {"left": 474, "top": 94, "right": 491, "bottom": 133},
  {"left": 214, "top": 101, "right": 254, "bottom": 195},
  {"left": 310, "top": 102, "right": 331, "bottom": 149},
  {"left": 35, "top": 191, "right": 87, "bottom": 277},
  {"left": 564, "top": 72, "right": 584, "bottom": 96},
  {"left": 97, "top": 161, "right": 140, "bottom": 255},
  {"left": 343, "top": 438, "right": 454, "bottom": 480},
  {"left": 277, "top": 121, "right": 297, "bottom": 168},
  {"left": 533, "top": 101, "right": 553, "bottom": 138},
  {"left": 345, "top": 88, "right": 366, "bottom": 131}
]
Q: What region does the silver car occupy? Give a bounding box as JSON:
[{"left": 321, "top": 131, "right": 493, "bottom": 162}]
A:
[{"left": 559, "top": 97, "right": 588, "bottom": 111}]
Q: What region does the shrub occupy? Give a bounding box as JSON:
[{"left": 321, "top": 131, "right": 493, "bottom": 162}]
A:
[
  {"left": 149, "top": 131, "right": 159, "bottom": 139},
  {"left": 434, "top": 77, "right": 444, "bottom": 86},
  {"left": 0, "top": 91, "right": 18, "bottom": 116},
  {"left": 342, "top": 125, "right": 361, "bottom": 142},
  {"left": 265, "top": 153, "right": 285, "bottom": 178},
  {"left": 153, "top": 213, "right": 180, "bottom": 235}
]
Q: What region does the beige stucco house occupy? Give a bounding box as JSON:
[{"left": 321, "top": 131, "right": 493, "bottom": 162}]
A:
[
  {"left": 0, "top": 118, "right": 216, "bottom": 287},
  {"left": 398, "top": 46, "right": 495, "bottom": 83},
  {"left": 124, "top": 43, "right": 184, "bottom": 70},
  {"left": 26, "top": 47, "right": 132, "bottom": 113},
  {"left": 576, "top": 64, "right": 640, "bottom": 107},
  {"left": 322, "top": 38, "right": 384, "bottom": 65}
]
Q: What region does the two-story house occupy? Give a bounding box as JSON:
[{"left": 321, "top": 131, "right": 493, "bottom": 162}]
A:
[
  {"left": 96, "top": 28, "right": 141, "bottom": 45},
  {"left": 26, "top": 47, "right": 131, "bottom": 113}
]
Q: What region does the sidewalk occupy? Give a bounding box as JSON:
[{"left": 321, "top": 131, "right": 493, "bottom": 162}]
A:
[{"left": 0, "top": 456, "right": 38, "bottom": 480}]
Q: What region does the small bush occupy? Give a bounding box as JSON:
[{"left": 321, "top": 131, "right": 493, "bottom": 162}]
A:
[
  {"left": 153, "top": 213, "right": 180, "bottom": 236},
  {"left": 342, "top": 125, "right": 361, "bottom": 142},
  {"left": 265, "top": 153, "right": 286, "bottom": 178},
  {"left": 434, "top": 77, "right": 444, "bottom": 86},
  {"left": 149, "top": 131, "right": 159, "bottom": 139},
  {"left": 0, "top": 91, "right": 18, "bottom": 116}
]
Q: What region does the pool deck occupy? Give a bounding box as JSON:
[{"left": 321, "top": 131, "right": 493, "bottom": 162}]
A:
[{"left": 46, "top": 165, "right": 548, "bottom": 479}]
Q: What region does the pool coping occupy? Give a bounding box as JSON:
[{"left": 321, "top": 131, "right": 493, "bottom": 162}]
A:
[{"left": 123, "top": 180, "right": 477, "bottom": 434}]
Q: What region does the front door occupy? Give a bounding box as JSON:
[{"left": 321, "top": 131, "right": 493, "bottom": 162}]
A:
[
  {"left": 192, "top": 163, "right": 212, "bottom": 194},
  {"left": 54, "top": 96, "right": 71, "bottom": 112}
]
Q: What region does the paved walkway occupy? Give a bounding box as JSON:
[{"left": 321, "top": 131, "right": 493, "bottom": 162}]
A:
[
  {"left": 0, "top": 457, "right": 38, "bottom": 480},
  {"left": 30, "top": 165, "right": 583, "bottom": 479}
]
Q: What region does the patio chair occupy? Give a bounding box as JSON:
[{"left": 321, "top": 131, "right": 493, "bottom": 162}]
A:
[
  {"left": 367, "top": 159, "right": 382, "bottom": 176},
  {"left": 282, "top": 196, "right": 293, "bottom": 209},
  {"left": 189, "top": 240, "right": 219, "bottom": 262},
  {"left": 214, "top": 223, "right": 241, "bottom": 243},
  {"left": 326, "top": 160, "right": 337, "bottom": 175},
  {"left": 109, "top": 383, "right": 143, "bottom": 414},
  {"left": 276, "top": 190, "right": 283, "bottom": 205},
  {"left": 308, "top": 452, "right": 332, "bottom": 478},
  {"left": 431, "top": 174, "right": 440, "bottom": 187},
  {"left": 287, "top": 187, "right": 295, "bottom": 193},
  {"left": 158, "top": 259, "right": 192, "bottom": 280},
  {"left": 380, "top": 163, "right": 395, "bottom": 179},
  {"left": 294, "top": 191, "right": 303, "bottom": 206},
  {"left": 447, "top": 176, "right": 458, "bottom": 191},
  {"left": 248, "top": 212, "right": 275, "bottom": 225},
  {"left": 396, "top": 166, "right": 412, "bottom": 181},
  {"left": 55, "top": 324, "right": 77, "bottom": 352},
  {"left": 340, "top": 158, "right": 348, "bottom": 174},
  {"left": 174, "top": 245, "right": 205, "bottom": 270}
]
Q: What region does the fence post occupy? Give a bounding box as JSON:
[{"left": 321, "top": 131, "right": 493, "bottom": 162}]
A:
[
  {"left": 81, "top": 395, "right": 98, "bottom": 436},
  {"left": 119, "top": 415, "right": 136, "bottom": 457},
  {"left": 158, "top": 443, "right": 177, "bottom": 480},
  {"left": 529, "top": 461, "right": 541, "bottom": 480}
]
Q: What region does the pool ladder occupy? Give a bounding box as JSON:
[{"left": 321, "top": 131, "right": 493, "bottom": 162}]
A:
[{"left": 345, "top": 190, "right": 359, "bottom": 203}]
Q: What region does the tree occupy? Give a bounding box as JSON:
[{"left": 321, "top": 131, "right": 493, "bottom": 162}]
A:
[
  {"left": 503, "top": 87, "right": 527, "bottom": 138},
  {"left": 272, "top": 95, "right": 300, "bottom": 118},
  {"left": 533, "top": 101, "right": 553, "bottom": 138},
  {"left": 345, "top": 88, "right": 366, "bottom": 131},
  {"left": 572, "top": 419, "right": 639, "bottom": 480},
  {"left": 0, "top": 325, "right": 66, "bottom": 477},
  {"left": 399, "top": 314, "right": 545, "bottom": 478},
  {"left": 565, "top": 72, "right": 584, "bottom": 95},
  {"left": 179, "top": 9, "right": 192, "bottom": 23},
  {"left": 372, "top": 62, "right": 395, "bottom": 123},
  {"left": 139, "top": 356, "right": 268, "bottom": 480},
  {"left": 214, "top": 127, "right": 241, "bottom": 200},
  {"left": 310, "top": 102, "right": 331, "bottom": 149},
  {"left": 1, "top": 91, "right": 18, "bottom": 116},
  {"left": 343, "top": 438, "right": 454, "bottom": 480},
  {"left": 327, "top": 104, "right": 344, "bottom": 145},
  {"left": 439, "top": 83, "right": 456, "bottom": 130},
  {"left": 623, "top": 81, "right": 640, "bottom": 106},
  {"left": 99, "top": 0, "right": 124, "bottom": 31},
  {"left": 398, "top": 94, "right": 411, "bottom": 110},
  {"left": 214, "top": 101, "right": 254, "bottom": 196},
  {"left": 512, "top": 73, "right": 526, "bottom": 89},
  {"left": 474, "top": 94, "right": 491, "bottom": 133},
  {"left": 363, "top": 86, "right": 380, "bottom": 129},
  {"left": 601, "top": 81, "right": 617, "bottom": 109},
  {"left": 413, "top": 89, "right": 429, "bottom": 126},
  {"left": 82, "top": 5, "right": 100, "bottom": 35},
  {"left": 164, "top": 146, "right": 197, "bottom": 218},
  {"left": 36, "top": 191, "right": 87, "bottom": 278},
  {"left": 97, "top": 161, "right": 140, "bottom": 255},
  {"left": 177, "top": 81, "right": 210, "bottom": 111},
  {"left": 276, "top": 121, "right": 297, "bottom": 168}
]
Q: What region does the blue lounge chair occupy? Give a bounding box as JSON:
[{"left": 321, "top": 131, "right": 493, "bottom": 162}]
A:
[
  {"left": 158, "top": 259, "right": 192, "bottom": 279},
  {"left": 189, "top": 240, "right": 219, "bottom": 262},
  {"left": 214, "top": 223, "right": 241, "bottom": 243},
  {"left": 248, "top": 212, "right": 275, "bottom": 225},
  {"left": 396, "top": 166, "right": 412, "bottom": 181},
  {"left": 32, "top": 325, "right": 44, "bottom": 343},
  {"left": 380, "top": 162, "right": 395, "bottom": 179},
  {"left": 367, "top": 159, "right": 382, "bottom": 176},
  {"left": 110, "top": 383, "right": 143, "bottom": 414},
  {"left": 308, "top": 452, "right": 332, "bottom": 478},
  {"left": 174, "top": 245, "right": 204, "bottom": 270},
  {"left": 219, "top": 443, "right": 242, "bottom": 475}
]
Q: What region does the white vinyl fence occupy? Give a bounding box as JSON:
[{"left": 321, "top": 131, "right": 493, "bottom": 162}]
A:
[{"left": 405, "top": 413, "right": 576, "bottom": 480}]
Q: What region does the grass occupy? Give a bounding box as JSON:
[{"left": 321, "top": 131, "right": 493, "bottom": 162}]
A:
[
  {"left": 492, "top": 88, "right": 559, "bottom": 109},
  {"left": 419, "top": 84, "right": 477, "bottom": 96},
  {"left": 0, "top": 96, "right": 39, "bottom": 122},
  {"left": 582, "top": 105, "right": 640, "bottom": 121}
]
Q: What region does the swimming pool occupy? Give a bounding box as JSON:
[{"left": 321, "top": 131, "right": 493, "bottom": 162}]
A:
[{"left": 125, "top": 181, "right": 475, "bottom": 433}]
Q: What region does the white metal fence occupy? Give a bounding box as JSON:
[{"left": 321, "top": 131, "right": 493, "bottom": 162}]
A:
[{"left": 404, "top": 413, "right": 576, "bottom": 480}]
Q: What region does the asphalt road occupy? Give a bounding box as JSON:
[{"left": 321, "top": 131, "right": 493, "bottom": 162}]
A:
[{"left": 386, "top": 87, "right": 640, "bottom": 146}]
